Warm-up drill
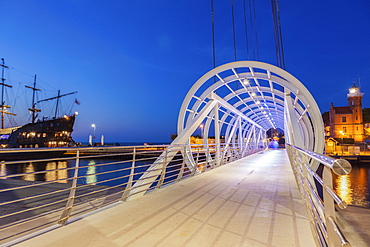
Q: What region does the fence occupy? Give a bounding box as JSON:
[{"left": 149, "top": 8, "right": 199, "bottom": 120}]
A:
[
  {"left": 286, "top": 143, "right": 352, "bottom": 247},
  {"left": 0, "top": 143, "right": 263, "bottom": 245}
]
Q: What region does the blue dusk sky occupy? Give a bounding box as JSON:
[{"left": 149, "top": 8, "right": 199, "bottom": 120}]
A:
[{"left": 1, "top": 1, "right": 369, "bottom": 143}]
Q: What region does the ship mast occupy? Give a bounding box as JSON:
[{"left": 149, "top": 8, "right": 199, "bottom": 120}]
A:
[
  {"left": 25, "top": 74, "right": 41, "bottom": 123},
  {"left": 37, "top": 90, "right": 77, "bottom": 119},
  {"left": 0, "top": 58, "right": 16, "bottom": 129}
]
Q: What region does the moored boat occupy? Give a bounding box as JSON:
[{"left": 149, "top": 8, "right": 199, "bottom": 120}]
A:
[{"left": 0, "top": 58, "right": 78, "bottom": 148}]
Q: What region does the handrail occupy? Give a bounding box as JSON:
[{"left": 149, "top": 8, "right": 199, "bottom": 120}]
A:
[
  {"left": 0, "top": 142, "right": 265, "bottom": 245},
  {"left": 286, "top": 143, "right": 351, "bottom": 247},
  {"left": 287, "top": 144, "right": 352, "bottom": 175}
]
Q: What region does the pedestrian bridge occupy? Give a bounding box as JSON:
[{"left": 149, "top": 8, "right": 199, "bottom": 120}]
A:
[
  {"left": 11, "top": 150, "right": 315, "bottom": 246},
  {"left": 0, "top": 61, "right": 362, "bottom": 246}
]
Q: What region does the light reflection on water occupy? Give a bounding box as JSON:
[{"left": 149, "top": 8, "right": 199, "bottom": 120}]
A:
[
  {"left": 4, "top": 158, "right": 370, "bottom": 208},
  {"left": 86, "top": 160, "right": 97, "bottom": 184},
  {"left": 45, "top": 162, "right": 68, "bottom": 183},
  {"left": 333, "top": 165, "right": 370, "bottom": 208},
  {"left": 23, "top": 163, "right": 35, "bottom": 181},
  {"left": 335, "top": 175, "right": 353, "bottom": 204},
  {"left": 0, "top": 162, "right": 6, "bottom": 178},
  {"left": 3, "top": 158, "right": 141, "bottom": 187}
]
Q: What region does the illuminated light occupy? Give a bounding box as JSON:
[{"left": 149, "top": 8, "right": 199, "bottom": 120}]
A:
[
  {"left": 349, "top": 88, "right": 356, "bottom": 94},
  {"left": 75, "top": 111, "right": 79, "bottom": 115},
  {"left": 243, "top": 79, "right": 249, "bottom": 85},
  {"left": 250, "top": 92, "right": 256, "bottom": 97},
  {"left": 256, "top": 100, "right": 261, "bottom": 105}
]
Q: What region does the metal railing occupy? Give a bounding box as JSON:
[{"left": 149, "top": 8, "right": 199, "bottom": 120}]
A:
[
  {"left": 286, "top": 143, "right": 352, "bottom": 247},
  {"left": 0, "top": 142, "right": 263, "bottom": 245}
]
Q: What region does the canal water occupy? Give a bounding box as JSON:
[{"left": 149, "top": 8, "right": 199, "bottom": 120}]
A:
[
  {"left": 1, "top": 158, "right": 155, "bottom": 187},
  {"left": 1, "top": 157, "right": 370, "bottom": 208},
  {"left": 332, "top": 164, "right": 370, "bottom": 208}
]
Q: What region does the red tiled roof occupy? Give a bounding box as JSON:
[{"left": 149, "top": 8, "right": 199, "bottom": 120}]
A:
[{"left": 334, "top": 106, "right": 352, "bottom": 114}]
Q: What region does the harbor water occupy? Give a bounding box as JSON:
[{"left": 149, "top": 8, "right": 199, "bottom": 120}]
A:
[{"left": 1, "top": 155, "right": 370, "bottom": 208}]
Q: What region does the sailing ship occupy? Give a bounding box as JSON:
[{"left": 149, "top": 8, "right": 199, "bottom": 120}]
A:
[{"left": 0, "top": 58, "right": 77, "bottom": 148}]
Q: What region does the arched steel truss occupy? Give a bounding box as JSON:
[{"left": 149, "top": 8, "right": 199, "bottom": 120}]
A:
[
  {"left": 176, "top": 61, "right": 324, "bottom": 151},
  {"left": 129, "top": 61, "right": 325, "bottom": 199}
]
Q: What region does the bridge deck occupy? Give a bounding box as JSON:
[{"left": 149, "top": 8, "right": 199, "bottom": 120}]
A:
[{"left": 15, "top": 149, "right": 315, "bottom": 247}]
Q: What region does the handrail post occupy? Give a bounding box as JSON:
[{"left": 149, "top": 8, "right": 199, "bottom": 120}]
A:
[
  {"left": 196, "top": 144, "right": 200, "bottom": 166},
  {"left": 176, "top": 146, "right": 186, "bottom": 182},
  {"left": 156, "top": 148, "right": 168, "bottom": 189},
  {"left": 58, "top": 150, "right": 80, "bottom": 225},
  {"left": 122, "top": 147, "right": 136, "bottom": 201},
  {"left": 215, "top": 142, "right": 220, "bottom": 167},
  {"left": 204, "top": 143, "right": 209, "bottom": 172}
]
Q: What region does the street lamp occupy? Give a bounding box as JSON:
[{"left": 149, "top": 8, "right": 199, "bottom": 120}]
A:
[
  {"left": 91, "top": 124, "right": 96, "bottom": 144},
  {"left": 339, "top": 130, "right": 345, "bottom": 155}
]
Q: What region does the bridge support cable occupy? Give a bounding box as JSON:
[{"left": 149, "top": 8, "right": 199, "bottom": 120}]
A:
[
  {"left": 271, "top": 0, "right": 286, "bottom": 69},
  {"left": 129, "top": 61, "right": 325, "bottom": 201}
]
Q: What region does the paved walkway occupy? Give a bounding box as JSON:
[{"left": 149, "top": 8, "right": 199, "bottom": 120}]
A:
[{"left": 14, "top": 149, "right": 314, "bottom": 247}]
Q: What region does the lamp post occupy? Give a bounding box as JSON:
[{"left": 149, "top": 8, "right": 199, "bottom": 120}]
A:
[
  {"left": 339, "top": 130, "right": 344, "bottom": 155},
  {"left": 91, "top": 124, "right": 96, "bottom": 144}
]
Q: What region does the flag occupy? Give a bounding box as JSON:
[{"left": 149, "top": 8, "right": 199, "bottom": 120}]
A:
[{"left": 75, "top": 98, "right": 81, "bottom": 105}]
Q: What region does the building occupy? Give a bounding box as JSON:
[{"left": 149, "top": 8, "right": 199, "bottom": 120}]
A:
[{"left": 328, "top": 83, "right": 364, "bottom": 143}]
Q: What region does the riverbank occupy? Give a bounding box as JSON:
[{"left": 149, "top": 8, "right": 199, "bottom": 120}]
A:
[{"left": 330, "top": 154, "right": 370, "bottom": 165}]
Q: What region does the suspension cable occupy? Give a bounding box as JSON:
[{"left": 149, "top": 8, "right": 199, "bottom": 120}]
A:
[
  {"left": 271, "top": 0, "right": 285, "bottom": 69},
  {"left": 243, "top": 0, "right": 250, "bottom": 60},
  {"left": 231, "top": 0, "right": 237, "bottom": 61},
  {"left": 251, "top": 0, "right": 259, "bottom": 60},
  {"left": 248, "top": 0, "right": 259, "bottom": 60},
  {"left": 210, "top": 0, "right": 216, "bottom": 83},
  {"left": 210, "top": 0, "right": 216, "bottom": 69}
]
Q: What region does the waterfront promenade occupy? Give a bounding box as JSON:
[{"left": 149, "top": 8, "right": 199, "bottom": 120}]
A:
[{"left": 14, "top": 149, "right": 314, "bottom": 247}]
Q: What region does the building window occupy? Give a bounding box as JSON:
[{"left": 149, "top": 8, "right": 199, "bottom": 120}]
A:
[
  {"left": 356, "top": 116, "right": 358, "bottom": 120},
  {"left": 342, "top": 116, "right": 346, "bottom": 122},
  {"left": 343, "top": 127, "right": 347, "bottom": 133},
  {"left": 357, "top": 127, "right": 359, "bottom": 131}
]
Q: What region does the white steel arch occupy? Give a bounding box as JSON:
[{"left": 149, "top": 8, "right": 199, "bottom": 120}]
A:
[
  {"left": 129, "top": 61, "right": 325, "bottom": 200},
  {"left": 177, "top": 61, "right": 324, "bottom": 152}
]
